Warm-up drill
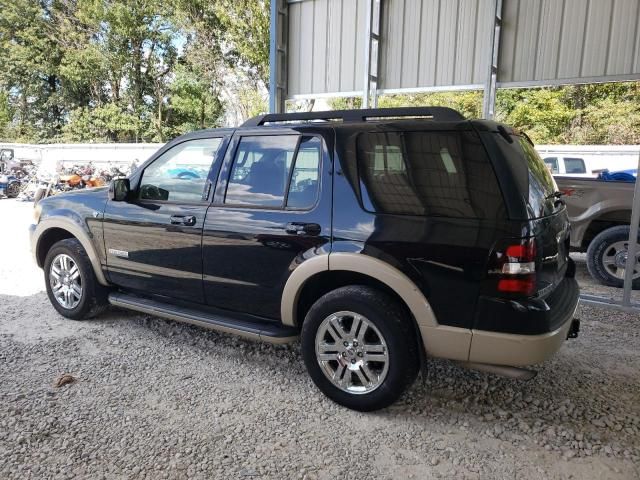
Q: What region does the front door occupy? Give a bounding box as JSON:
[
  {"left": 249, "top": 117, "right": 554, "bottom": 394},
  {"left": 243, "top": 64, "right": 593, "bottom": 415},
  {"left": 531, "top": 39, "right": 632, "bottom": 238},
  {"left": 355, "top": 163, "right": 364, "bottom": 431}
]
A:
[
  {"left": 103, "top": 136, "right": 226, "bottom": 303},
  {"left": 202, "top": 131, "right": 332, "bottom": 319}
]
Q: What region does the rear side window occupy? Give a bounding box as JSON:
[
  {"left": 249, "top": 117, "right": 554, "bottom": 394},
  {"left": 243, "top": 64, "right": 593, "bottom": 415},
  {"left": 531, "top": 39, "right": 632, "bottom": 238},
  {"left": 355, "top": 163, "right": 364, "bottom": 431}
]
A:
[
  {"left": 564, "top": 157, "right": 586, "bottom": 174},
  {"left": 356, "top": 131, "right": 505, "bottom": 219},
  {"left": 225, "top": 135, "right": 321, "bottom": 209},
  {"left": 518, "top": 138, "right": 558, "bottom": 217}
]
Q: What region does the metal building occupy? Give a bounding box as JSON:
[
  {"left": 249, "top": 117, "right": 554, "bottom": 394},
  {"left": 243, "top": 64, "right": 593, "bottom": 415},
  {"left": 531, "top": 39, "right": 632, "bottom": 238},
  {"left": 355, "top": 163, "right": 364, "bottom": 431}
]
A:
[{"left": 271, "top": 0, "right": 640, "bottom": 116}]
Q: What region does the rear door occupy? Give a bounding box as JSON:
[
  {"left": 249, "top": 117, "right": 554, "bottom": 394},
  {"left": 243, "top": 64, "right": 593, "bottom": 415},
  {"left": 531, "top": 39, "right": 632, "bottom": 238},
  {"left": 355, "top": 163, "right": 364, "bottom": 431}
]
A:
[
  {"left": 103, "top": 135, "right": 228, "bottom": 303},
  {"left": 202, "top": 130, "right": 332, "bottom": 319}
]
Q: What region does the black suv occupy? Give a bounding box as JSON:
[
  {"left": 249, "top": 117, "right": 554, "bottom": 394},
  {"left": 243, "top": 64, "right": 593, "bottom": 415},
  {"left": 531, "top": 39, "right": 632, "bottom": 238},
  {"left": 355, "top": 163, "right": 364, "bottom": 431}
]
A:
[{"left": 30, "top": 107, "right": 580, "bottom": 411}]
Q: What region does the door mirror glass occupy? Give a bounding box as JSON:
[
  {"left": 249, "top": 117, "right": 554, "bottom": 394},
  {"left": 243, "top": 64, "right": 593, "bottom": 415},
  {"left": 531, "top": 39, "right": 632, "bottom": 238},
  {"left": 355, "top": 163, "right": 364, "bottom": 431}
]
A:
[{"left": 110, "top": 178, "right": 131, "bottom": 201}]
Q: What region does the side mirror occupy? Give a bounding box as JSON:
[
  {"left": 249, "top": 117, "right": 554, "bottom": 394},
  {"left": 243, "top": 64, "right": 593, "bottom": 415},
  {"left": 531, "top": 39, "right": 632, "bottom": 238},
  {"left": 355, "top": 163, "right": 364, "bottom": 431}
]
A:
[{"left": 109, "top": 178, "right": 130, "bottom": 201}]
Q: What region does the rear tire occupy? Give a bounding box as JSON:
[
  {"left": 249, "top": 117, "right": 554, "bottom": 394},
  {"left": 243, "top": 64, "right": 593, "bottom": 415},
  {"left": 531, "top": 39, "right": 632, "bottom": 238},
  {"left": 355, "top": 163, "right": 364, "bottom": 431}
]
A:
[
  {"left": 301, "top": 285, "right": 420, "bottom": 411},
  {"left": 586, "top": 225, "right": 640, "bottom": 289},
  {"left": 44, "top": 238, "right": 109, "bottom": 320}
]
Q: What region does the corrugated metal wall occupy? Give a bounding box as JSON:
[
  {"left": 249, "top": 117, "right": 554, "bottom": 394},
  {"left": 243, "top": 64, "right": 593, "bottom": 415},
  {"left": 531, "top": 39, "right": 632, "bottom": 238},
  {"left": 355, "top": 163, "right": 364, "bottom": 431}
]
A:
[
  {"left": 378, "top": 0, "right": 493, "bottom": 91},
  {"left": 288, "top": 0, "right": 368, "bottom": 96},
  {"left": 499, "top": 0, "right": 640, "bottom": 86},
  {"left": 286, "top": 0, "right": 640, "bottom": 98}
]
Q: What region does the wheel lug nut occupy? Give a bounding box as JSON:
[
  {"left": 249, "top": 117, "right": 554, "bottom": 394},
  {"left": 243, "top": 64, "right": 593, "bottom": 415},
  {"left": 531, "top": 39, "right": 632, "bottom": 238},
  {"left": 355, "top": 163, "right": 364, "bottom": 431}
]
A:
[
  {"left": 357, "top": 352, "right": 363, "bottom": 357},
  {"left": 353, "top": 341, "right": 358, "bottom": 347},
  {"left": 342, "top": 352, "right": 347, "bottom": 357},
  {"left": 343, "top": 341, "right": 349, "bottom": 347},
  {"left": 350, "top": 359, "right": 356, "bottom": 364}
]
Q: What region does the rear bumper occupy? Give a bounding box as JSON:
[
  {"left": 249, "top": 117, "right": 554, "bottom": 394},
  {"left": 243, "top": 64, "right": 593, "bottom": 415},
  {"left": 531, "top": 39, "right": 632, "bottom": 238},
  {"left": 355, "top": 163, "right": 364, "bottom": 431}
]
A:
[
  {"left": 474, "top": 276, "right": 580, "bottom": 335},
  {"left": 468, "top": 277, "right": 580, "bottom": 367},
  {"left": 468, "top": 313, "right": 577, "bottom": 366}
]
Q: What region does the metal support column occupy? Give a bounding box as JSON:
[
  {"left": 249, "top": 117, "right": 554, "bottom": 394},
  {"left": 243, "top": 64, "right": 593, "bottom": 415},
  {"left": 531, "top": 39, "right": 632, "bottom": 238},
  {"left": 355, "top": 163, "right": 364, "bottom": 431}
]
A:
[
  {"left": 362, "top": 0, "right": 382, "bottom": 109},
  {"left": 621, "top": 152, "right": 640, "bottom": 305},
  {"left": 269, "top": 0, "right": 288, "bottom": 114},
  {"left": 482, "top": 0, "right": 502, "bottom": 119}
]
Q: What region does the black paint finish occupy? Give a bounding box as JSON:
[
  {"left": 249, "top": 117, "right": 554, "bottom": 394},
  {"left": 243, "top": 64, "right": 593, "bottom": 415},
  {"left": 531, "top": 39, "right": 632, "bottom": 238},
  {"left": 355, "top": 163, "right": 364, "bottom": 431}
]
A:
[{"left": 201, "top": 126, "right": 334, "bottom": 319}]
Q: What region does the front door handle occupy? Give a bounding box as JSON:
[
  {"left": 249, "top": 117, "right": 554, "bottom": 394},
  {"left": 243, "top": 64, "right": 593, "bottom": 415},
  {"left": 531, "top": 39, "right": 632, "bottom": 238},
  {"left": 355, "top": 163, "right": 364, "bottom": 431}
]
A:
[
  {"left": 170, "top": 215, "right": 196, "bottom": 226},
  {"left": 285, "top": 222, "right": 321, "bottom": 236}
]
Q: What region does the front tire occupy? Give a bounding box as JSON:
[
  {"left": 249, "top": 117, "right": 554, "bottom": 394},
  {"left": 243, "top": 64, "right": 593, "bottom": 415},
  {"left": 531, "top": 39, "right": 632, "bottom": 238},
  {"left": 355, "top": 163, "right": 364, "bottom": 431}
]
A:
[
  {"left": 586, "top": 225, "right": 640, "bottom": 289},
  {"left": 44, "top": 238, "right": 109, "bottom": 320},
  {"left": 301, "top": 285, "right": 420, "bottom": 411}
]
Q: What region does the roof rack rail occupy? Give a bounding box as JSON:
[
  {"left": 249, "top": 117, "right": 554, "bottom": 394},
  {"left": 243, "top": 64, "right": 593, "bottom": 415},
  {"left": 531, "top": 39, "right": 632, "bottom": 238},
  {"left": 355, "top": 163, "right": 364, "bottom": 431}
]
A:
[{"left": 241, "top": 107, "right": 464, "bottom": 127}]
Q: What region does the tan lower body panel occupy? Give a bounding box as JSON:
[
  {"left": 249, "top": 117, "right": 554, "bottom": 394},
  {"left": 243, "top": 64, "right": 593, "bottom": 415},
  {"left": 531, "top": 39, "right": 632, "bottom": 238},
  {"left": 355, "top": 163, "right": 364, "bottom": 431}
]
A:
[
  {"left": 468, "top": 316, "right": 573, "bottom": 367},
  {"left": 418, "top": 324, "right": 472, "bottom": 361}
]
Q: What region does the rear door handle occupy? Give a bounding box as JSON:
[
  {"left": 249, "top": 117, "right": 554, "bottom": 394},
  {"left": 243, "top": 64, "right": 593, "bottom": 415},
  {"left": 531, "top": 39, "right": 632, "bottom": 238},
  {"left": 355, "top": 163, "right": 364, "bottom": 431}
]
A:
[
  {"left": 285, "top": 222, "right": 321, "bottom": 236},
  {"left": 170, "top": 215, "right": 196, "bottom": 226}
]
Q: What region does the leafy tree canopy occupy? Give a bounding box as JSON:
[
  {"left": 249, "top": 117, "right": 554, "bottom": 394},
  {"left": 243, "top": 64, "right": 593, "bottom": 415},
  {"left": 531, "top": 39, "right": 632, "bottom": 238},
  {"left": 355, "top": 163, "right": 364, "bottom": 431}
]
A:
[{"left": 0, "top": 0, "right": 269, "bottom": 143}]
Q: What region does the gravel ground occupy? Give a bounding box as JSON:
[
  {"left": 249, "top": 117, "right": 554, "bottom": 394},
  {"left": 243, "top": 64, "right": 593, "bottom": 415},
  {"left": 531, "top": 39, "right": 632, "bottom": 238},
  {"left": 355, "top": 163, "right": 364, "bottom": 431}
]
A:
[{"left": 1, "top": 198, "right": 639, "bottom": 480}]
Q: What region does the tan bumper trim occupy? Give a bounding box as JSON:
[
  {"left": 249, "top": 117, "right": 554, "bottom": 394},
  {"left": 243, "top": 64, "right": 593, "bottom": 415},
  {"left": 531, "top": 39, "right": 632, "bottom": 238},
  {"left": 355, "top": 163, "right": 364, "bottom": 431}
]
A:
[{"left": 468, "top": 315, "right": 574, "bottom": 367}]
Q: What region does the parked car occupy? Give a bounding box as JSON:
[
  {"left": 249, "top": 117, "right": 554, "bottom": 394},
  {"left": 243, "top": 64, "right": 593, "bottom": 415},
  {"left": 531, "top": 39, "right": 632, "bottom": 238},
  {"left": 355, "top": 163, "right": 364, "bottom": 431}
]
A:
[
  {"left": 555, "top": 174, "right": 638, "bottom": 288},
  {"left": 30, "top": 107, "right": 580, "bottom": 411}
]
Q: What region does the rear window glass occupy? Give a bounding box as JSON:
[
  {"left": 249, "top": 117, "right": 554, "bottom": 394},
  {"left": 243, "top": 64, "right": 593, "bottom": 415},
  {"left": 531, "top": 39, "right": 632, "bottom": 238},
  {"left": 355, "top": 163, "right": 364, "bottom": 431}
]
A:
[
  {"left": 564, "top": 157, "right": 586, "bottom": 174},
  {"left": 356, "top": 131, "right": 505, "bottom": 218}
]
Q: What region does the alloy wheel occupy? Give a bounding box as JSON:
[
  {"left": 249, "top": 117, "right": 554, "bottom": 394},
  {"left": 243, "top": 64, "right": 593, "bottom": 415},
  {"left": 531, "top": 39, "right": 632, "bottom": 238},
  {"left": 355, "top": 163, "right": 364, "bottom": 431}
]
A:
[
  {"left": 49, "top": 254, "right": 83, "bottom": 309},
  {"left": 315, "top": 311, "right": 389, "bottom": 394}
]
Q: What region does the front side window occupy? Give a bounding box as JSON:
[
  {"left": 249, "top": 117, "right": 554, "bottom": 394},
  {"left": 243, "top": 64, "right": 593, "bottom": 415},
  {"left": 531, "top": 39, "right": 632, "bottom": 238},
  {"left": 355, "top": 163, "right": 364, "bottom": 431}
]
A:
[
  {"left": 357, "top": 130, "right": 504, "bottom": 219},
  {"left": 139, "top": 138, "right": 222, "bottom": 202},
  {"left": 225, "top": 135, "right": 321, "bottom": 209}
]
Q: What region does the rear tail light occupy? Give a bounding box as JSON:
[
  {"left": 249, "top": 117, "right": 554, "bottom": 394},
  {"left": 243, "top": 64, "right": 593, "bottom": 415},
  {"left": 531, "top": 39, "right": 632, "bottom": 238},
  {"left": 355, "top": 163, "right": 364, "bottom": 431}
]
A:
[{"left": 490, "top": 238, "right": 537, "bottom": 296}]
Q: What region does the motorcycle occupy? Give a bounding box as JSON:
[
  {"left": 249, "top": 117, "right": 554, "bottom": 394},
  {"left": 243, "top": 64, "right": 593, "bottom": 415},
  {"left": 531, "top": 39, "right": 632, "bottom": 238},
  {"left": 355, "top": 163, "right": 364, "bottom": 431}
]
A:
[{"left": 0, "top": 174, "right": 21, "bottom": 198}]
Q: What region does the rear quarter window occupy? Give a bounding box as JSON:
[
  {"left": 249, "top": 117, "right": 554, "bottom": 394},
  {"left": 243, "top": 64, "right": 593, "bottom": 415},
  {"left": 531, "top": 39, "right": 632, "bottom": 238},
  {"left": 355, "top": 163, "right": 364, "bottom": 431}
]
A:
[
  {"left": 518, "top": 138, "right": 559, "bottom": 217},
  {"left": 564, "top": 157, "right": 586, "bottom": 174},
  {"left": 356, "top": 130, "right": 505, "bottom": 219}
]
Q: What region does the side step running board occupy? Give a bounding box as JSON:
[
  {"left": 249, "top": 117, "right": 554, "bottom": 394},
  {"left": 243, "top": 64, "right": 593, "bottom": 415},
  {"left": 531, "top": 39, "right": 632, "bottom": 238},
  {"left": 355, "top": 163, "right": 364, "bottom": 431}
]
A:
[{"left": 108, "top": 292, "right": 299, "bottom": 344}]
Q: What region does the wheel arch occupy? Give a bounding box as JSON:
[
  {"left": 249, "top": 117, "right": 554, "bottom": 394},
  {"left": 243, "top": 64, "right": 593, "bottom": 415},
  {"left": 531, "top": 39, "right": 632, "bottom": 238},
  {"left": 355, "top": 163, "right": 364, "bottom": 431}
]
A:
[
  {"left": 281, "top": 252, "right": 437, "bottom": 328},
  {"left": 281, "top": 252, "right": 472, "bottom": 362},
  {"left": 578, "top": 209, "right": 631, "bottom": 251},
  {"left": 33, "top": 218, "right": 109, "bottom": 286}
]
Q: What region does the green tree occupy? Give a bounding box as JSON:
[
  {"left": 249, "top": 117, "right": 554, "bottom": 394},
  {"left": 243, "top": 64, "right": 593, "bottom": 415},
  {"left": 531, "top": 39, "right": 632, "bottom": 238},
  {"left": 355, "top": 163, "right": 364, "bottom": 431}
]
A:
[
  {"left": 328, "top": 91, "right": 482, "bottom": 119},
  {"left": 62, "top": 104, "right": 141, "bottom": 142}
]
